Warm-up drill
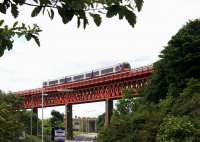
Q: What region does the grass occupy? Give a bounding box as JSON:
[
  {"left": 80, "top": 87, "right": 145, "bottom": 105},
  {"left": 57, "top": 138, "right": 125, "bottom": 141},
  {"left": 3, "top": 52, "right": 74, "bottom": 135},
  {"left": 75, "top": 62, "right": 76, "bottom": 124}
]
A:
[
  {"left": 24, "top": 134, "right": 50, "bottom": 142},
  {"left": 73, "top": 131, "right": 83, "bottom": 136}
]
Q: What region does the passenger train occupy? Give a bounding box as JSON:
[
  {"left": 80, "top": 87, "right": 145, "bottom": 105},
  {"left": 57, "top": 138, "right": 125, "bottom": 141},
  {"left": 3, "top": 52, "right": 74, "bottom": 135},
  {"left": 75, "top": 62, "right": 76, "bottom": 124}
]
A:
[{"left": 43, "top": 62, "right": 131, "bottom": 87}]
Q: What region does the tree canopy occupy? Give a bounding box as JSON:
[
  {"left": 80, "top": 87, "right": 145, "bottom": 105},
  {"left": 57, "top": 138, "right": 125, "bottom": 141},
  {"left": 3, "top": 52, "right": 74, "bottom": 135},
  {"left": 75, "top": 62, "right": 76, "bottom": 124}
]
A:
[
  {"left": 97, "top": 19, "right": 200, "bottom": 142},
  {"left": 143, "top": 19, "right": 200, "bottom": 103},
  {"left": 0, "top": 0, "right": 144, "bottom": 57},
  {"left": 50, "top": 110, "right": 64, "bottom": 128},
  {"left": 0, "top": 91, "right": 65, "bottom": 141},
  {"left": 0, "top": 91, "right": 25, "bottom": 142}
]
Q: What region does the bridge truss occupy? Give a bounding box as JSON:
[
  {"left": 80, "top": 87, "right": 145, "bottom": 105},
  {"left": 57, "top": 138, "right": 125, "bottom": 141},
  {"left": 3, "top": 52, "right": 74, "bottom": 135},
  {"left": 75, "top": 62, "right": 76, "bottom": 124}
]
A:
[{"left": 15, "top": 65, "right": 153, "bottom": 109}]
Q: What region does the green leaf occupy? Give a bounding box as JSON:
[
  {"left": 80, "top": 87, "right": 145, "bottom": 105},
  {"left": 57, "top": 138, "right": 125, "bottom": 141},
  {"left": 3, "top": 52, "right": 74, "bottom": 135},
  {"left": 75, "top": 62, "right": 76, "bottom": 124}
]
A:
[
  {"left": 57, "top": 6, "right": 67, "bottom": 24},
  {"left": 18, "top": 0, "right": 25, "bottom": 5},
  {"left": 31, "top": 6, "right": 42, "bottom": 17},
  {"left": 47, "top": 9, "right": 54, "bottom": 20},
  {"left": 47, "top": 9, "right": 51, "bottom": 19},
  {"left": 134, "top": 0, "right": 144, "bottom": 12},
  {"left": 58, "top": 6, "right": 74, "bottom": 24},
  {"left": 40, "top": 0, "right": 51, "bottom": 5},
  {"left": 42, "top": 7, "right": 46, "bottom": 15},
  {"left": 77, "top": 17, "right": 81, "bottom": 28},
  {"left": 72, "top": 1, "right": 84, "bottom": 10},
  {"left": 124, "top": 9, "right": 136, "bottom": 28},
  {"left": 106, "top": 5, "right": 119, "bottom": 18},
  {"left": 57, "top": 6, "right": 64, "bottom": 16},
  {"left": 33, "top": 0, "right": 38, "bottom": 3},
  {"left": 63, "top": 11, "right": 74, "bottom": 24},
  {"left": 48, "top": 9, "right": 54, "bottom": 20},
  {"left": 6, "top": 40, "right": 13, "bottom": 50},
  {"left": 11, "top": 4, "right": 19, "bottom": 18},
  {"left": 16, "top": 32, "right": 24, "bottom": 38},
  {"left": 50, "top": 9, "right": 54, "bottom": 19},
  {"left": 77, "top": 10, "right": 86, "bottom": 19},
  {"left": 0, "top": 20, "right": 4, "bottom": 27},
  {"left": 31, "top": 34, "right": 40, "bottom": 46},
  {"left": 0, "top": 46, "right": 5, "bottom": 57},
  {"left": 22, "top": 23, "right": 25, "bottom": 28},
  {"left": 13, "top": 21, "right": 18, "bottom": 28},
  {"left": 89, "top": 13, "right": 101, "bottom": 27},
  {"left": 83, "top": 18, "right": 88, "bottom": 29},
  {"left": 25, "top": 34, "right": 31, "bottom": 41},
  {"left": 0, "top": 4, "right": 6, "bottom": 14},
  {"left": 118, "top": 8, "right": 125, "bottom": 20}
]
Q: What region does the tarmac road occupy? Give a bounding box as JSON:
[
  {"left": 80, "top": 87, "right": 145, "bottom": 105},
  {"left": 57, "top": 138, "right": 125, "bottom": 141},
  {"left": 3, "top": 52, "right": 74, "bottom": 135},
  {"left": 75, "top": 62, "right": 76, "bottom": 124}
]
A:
[{"left": 66, "top": 133, "right": 97, "bottom": 142}]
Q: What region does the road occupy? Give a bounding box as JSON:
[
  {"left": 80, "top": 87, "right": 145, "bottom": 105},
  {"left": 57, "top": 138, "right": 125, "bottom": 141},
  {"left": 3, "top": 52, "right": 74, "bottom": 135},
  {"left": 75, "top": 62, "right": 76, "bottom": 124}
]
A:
[{"left": 66, "top": 133, "right": 97, "bottom": 142}]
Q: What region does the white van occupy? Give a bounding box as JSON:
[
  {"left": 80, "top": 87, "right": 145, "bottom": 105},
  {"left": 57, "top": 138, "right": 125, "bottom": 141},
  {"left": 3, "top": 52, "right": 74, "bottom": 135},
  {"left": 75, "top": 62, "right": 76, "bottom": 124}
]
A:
[{"left": 54, "top": 128, "right": 65, "bottom": 142}]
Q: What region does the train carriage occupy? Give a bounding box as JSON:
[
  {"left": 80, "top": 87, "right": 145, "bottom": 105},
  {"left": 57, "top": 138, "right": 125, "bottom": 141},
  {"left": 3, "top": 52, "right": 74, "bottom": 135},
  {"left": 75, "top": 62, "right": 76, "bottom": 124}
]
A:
[{"left": 43, "top": 62, "right": 130, "bottom": 87}]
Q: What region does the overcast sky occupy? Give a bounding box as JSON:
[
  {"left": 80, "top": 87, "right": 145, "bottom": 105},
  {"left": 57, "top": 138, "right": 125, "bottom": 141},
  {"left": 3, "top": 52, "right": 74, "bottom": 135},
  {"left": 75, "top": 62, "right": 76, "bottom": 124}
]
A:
[{"left": 0, "top": 0, "right": 200, "bottom": 119}]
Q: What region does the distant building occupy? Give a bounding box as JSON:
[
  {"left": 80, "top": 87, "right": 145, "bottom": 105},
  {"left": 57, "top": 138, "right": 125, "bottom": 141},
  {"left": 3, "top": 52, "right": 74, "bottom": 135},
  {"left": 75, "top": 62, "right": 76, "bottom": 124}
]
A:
[
  {"left": 72, "top": 116, "right": 97, "bottom": 132},
  {"left": 73, "top": 118, "right": 80, "bottom": 131}
]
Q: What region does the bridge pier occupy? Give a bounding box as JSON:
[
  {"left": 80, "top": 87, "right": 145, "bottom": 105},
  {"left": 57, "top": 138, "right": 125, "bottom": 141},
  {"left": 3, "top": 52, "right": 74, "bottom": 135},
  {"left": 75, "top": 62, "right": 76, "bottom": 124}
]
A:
[
  {"left": 65, "top": 104, "right": 73, "bottom": 140},
  {"left": 104, "top": 99, "right": 113, "bottom": 128},
  {"left": 32, "top": 108, "right": 39, "bottom": 136}
]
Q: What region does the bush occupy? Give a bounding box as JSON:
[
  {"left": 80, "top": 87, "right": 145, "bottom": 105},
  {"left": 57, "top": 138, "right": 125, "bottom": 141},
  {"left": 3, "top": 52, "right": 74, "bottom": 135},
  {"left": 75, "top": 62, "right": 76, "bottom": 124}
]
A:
[{"left": 157, "top": 116, "right": 195, "bottom": 142}]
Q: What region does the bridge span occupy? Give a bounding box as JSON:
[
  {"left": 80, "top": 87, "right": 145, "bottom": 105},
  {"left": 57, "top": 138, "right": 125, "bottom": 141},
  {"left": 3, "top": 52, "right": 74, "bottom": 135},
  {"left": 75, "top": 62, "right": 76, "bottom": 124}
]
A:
[{"left": 15, "top": 65, "right": 153, "bottom": 140}]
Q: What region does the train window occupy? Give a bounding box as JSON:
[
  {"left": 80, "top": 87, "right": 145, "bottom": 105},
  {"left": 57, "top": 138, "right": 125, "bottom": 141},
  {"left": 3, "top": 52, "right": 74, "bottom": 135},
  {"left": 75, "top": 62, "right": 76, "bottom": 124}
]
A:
[
  {"left": 73, "top": 74, "right": 84, "bottom": 81},
  {"left": 49, "top": 80, "right": 58, "bottom": 86},
  {"left": 93, "top": 71, "right": 99, "bottom": 76},
  {"left": 101, "top": 67, "right": 114, "bottom": 75},
  {"left": 86, "top": 72, "right": 92, "bottom": 78},
  {"left": 49, "top": 81, "right": 53, "bottom": 85},
  {"left": 66, "top": 77, "right": 72, "bottom": 82},
  {"left": 59, "top": 78, "right": 65, "bottom": 83},
  {"left": 43, "top": 82, "right": 47, "bottom": 86}
]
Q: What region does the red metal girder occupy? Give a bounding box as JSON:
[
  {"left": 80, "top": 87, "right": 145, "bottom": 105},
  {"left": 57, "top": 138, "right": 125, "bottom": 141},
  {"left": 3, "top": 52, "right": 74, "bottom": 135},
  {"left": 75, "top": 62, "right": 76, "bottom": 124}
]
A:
[{"left": 22, "top": 77, "right": 148, "bottom": 109}]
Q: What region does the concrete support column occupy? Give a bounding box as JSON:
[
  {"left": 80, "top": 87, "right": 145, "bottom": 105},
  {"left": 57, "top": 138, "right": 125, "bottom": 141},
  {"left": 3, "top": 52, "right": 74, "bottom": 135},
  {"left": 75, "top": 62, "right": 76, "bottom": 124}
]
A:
[
  {"left": 65, "top": 104, "right": 73, "bottom": 140},
  {"left": 104, "top": 99, "right": 113, "bottom": 128},
  {"left": 32, "top": 108, "right": 38, "bottom": 136}
]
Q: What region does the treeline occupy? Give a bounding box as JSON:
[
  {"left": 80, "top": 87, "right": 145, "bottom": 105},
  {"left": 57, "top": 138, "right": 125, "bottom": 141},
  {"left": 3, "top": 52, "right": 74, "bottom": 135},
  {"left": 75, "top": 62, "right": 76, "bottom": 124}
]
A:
[
  {"left": 97, "top": 19, "right": 200, "bottom": 142},
  {"left": 0, "top": 90, "right": 64, "bottom": 142},
  {"left": 0, "top": 91, "right": 25, "bottom": 142}
]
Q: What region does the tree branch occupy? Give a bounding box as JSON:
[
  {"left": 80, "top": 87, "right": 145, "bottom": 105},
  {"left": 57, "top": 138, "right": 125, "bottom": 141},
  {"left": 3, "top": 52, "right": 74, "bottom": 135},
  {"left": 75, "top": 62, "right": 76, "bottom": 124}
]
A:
[
  {"left": 23, "top": 2, "right": 57, "bottom": 8},
  {"left": 22, "top": 1, "right": 107, "bottom": 12}
]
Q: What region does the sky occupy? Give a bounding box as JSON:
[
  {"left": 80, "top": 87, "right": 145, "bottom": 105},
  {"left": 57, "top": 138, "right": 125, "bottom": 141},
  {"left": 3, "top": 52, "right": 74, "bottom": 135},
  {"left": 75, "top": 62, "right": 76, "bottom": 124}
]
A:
[{"left": 0, "top": 0, "right": 200, "bottom": 119}]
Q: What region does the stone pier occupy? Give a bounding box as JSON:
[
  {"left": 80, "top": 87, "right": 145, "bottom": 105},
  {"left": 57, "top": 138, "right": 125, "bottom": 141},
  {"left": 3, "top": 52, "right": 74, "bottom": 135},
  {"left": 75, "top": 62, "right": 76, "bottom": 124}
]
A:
[
  {"left": 104, "top": 99, "right": 113, "bottom": 128},
  {"left": 65, "top": 104, "right": 73, "bottom": 140}
]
